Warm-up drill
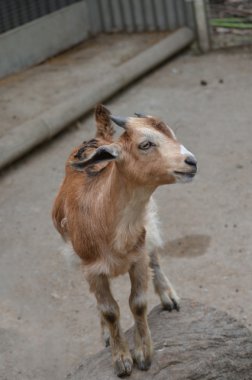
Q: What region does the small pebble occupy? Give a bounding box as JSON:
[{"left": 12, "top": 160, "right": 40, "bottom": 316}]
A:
[
  {"left": 219, "top": 79, "right": 224, "bottom": 84},
  {"left": 51, "top": 292, "right": 60, "bottom": 299},
  {"left": 171, "top": 68, "right": 178, "bottom": 74},
  {"left": 236, "top": 164, "right": 243, "bottom": 169},
  {"left": 200, "top": 80, "right": 208, "bottom": 86}
]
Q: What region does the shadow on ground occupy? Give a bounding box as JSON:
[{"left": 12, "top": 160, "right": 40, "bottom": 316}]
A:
[{"left": 161, "top": 234, "right": 211, "bottom": 258}]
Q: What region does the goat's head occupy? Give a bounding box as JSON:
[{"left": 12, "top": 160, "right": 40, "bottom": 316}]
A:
[{"left": 71, "top": 105, "right": 197, "bottom": 187}]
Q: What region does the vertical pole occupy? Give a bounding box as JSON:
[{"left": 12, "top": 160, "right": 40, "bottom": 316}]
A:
[{"left": 194, "top": 0, "right": 210, "bottom": 52}]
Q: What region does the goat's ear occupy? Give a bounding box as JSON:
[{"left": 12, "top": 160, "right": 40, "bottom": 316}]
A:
[
  {"left": 95, "top": 104, "right": 115, "bottom": 140},
  {"left": 70, "top": 144, "right": 120, "bottom": 171}
]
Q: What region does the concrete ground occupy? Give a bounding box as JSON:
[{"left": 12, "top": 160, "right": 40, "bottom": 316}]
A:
[{"left": 0, "top": 37, "right": 252, "bottom": 380}]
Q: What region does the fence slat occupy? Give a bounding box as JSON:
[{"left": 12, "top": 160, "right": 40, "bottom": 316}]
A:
[
  {"left": 165, "top": 0, "right": 177, "bottom": 30},
  {"left": 176, "top": 0, "right": 186, "bottom": 27},
  {"left": 121, "top": 0, "right": 135, "bottom": 32},
  {"left": 87, "top": 0, "right": 102, "bottom": 35},
  {"left": 111, "top": 0, "right": 124, "bottom": 31},
  {"left": 99, "top": 0, "right": 113, "bottom": 32},
  {"left": 184, "top": 0, "right": 196, "bottom": 30},
  {"left": 132, "top": 0, "right": 145, "bottom": 32},
  {"left": 143, "top": 0, "right": 155, "bottom": 31},
  {"left": 153, "top": 0, "right": 167, "bottom": 31}
]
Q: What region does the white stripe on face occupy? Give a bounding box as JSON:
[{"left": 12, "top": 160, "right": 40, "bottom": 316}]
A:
[{"left": 180, "top": 145, "right": 193, "bottom": 156}]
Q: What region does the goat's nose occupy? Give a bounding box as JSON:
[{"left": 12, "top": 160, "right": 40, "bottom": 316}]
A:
[{"left": 185, "top": 155, "right": 197, "bottom": 167}]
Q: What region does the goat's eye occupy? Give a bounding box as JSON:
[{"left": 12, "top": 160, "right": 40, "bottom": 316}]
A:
[{"left": 138, "top": 141, "right": 154, "bottom": 150}]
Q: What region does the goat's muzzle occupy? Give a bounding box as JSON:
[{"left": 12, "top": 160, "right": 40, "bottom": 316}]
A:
[{"left": 174, "top": 154, "right": 197, "bottom": 183}]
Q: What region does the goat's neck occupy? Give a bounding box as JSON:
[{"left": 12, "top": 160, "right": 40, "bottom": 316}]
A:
[
  {"left": 110, "top": 166, "right": 155, "bottom": 251},
  {"left": 111, "top": 165, "right": 154, "bottom": 214}
]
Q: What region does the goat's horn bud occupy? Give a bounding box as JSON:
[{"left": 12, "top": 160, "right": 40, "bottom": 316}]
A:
[
  {"left": 110, "top": 115, "right": 128, "bottom": 129},
  {"left": 134, "top": 112, "right": 147, "bottom": 118}
]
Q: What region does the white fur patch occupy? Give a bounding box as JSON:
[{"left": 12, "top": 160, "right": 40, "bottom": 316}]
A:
[
  {"left": 138, "top": 127, "right": 163, "bottom": 143},
  {"left": 180, "top": 145, "right": 193, "bottom": 156},
  {"left": 113, "top": 193, "right": 163, "bottom": 255},
  {"left": 145, "top": 197, "right": 163, "bottom": 252},
  {"left": 113, "top": 188, "right": 150, "bottom": 253}
]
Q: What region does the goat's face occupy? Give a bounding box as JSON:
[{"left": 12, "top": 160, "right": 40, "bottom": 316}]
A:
[
  {"left": 115, "top": 116, "right": 197, "bottom": 187},
  {"left": 70, "top": 107, "right": 197, "bottom": 188}
]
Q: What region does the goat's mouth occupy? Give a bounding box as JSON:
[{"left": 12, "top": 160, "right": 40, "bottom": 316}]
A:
[
  {"left": 174, "top": 171, "right": 196, "bottom": 177},
  {"left": 174, "top": 170, "right": 197, "bottom": 182}
]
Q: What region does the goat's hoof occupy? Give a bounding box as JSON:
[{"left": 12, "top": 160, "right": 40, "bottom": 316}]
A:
[
  {"left": 162, "top": 299, "right": 180, "bottom": 312},
  {"left": 114, "top": 355, "right": 133, "bottom": 377},
  {"left": 161, "top": 293, "right": 180, "bottom": 312},
  {"left": 171, "top": 297, "right": 180, "bottom": 311},
  {"left": 134, "top": 348, "right": 152, "bottom": 371},
  {"left": 162, "top": 301, "right": 173, "bottom": 311},
  {"left": 134, "top": 352, "right": 152, "bottom": 371}
]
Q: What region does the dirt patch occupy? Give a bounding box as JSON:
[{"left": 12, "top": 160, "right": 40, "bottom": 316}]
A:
[{"left": 162, "top": 235, "right": 211, "bottom": 258}]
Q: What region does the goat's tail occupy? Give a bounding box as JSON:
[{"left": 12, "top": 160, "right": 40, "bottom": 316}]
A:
[{"left": 95, "top": 104, "right": 115, "bottom": 141}]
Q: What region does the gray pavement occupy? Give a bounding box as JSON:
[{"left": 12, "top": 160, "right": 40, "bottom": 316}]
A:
[{"left": 1, "top": 43, "right": 252, "bottom": 380}]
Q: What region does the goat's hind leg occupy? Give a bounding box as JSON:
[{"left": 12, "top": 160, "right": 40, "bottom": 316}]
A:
[
  {"left": 88, "top": 274, "right": 132, "bottom": 377},
  {"left": 149, "top": 249, "right": 180, "bottom": 311},
  {"left": 146, "top": 198, "right": 179, "bottom": 311}
]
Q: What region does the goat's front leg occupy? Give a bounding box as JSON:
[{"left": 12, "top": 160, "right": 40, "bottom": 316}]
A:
[
  {"left": 100, "top": 314, "right": 110, "bottom": 347},
  {"left": 88, "top": 274, "right": 133, "bottom": 377},
  {"left": 149, "top": 249, "right": 180, "bottom": 311},
  {"left": 129, "top": 255, "right": 153, "bottom": 371}
]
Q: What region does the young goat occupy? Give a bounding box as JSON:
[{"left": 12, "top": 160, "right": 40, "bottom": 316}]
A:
[{"left": 52, "top": 105, "right": 197, "bottom": 377}]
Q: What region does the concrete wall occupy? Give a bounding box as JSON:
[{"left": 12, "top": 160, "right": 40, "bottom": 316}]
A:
[
  {"left": 0, "top": 0, "right": 197, "bottom": 79},
  {"left": 0, "top": 1, "right": 89, "bottom": 78}
]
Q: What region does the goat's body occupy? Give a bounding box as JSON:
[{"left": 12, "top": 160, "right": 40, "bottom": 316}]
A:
[{"left": 52, "top": 105, "right": 196, "bottom": 376}]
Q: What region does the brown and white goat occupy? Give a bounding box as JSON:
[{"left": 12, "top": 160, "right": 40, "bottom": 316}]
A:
[{"left": 52, "top": 104, "right": 197, "bottom": 377}]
